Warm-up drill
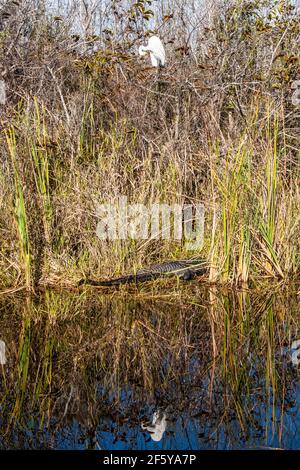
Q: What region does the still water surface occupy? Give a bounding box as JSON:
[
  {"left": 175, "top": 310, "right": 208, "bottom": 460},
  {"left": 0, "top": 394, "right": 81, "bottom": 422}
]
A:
[{"left": 0, "top": 286, "right": 299, "bottom": 449}]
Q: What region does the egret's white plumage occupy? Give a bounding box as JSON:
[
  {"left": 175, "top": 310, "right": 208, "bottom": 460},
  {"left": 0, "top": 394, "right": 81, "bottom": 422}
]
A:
[{"left": 138, "top": 36, "right": 165, "bottom": 67}]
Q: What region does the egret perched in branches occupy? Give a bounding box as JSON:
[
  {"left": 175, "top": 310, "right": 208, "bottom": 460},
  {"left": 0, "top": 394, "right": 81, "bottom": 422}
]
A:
[{"left": 138, "top": 36, "right": 166, "bottom": 68}]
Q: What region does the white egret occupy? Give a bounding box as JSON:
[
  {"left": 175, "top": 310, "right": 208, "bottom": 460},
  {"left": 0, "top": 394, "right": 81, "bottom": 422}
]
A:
[{"left": 138, "top": 36, "right": 166, "bottom": 68}]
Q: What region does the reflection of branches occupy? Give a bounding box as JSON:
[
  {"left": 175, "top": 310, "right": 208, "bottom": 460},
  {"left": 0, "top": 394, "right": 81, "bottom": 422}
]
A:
[{"left": 0, "top": 289, "right": 299, "bottom": 449}]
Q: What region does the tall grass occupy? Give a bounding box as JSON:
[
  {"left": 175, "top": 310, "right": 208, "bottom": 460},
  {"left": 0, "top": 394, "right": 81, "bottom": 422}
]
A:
[
  {"left": 258, "top": 114, "right": 283, "bottom": 278},
  {"left": 0, "top": 98, "right": 299, "bottom": 289},
  {"left": 5, "top": 128, "right": 32, "bottom": 289},
  {"left": 30, "top": 99, "right": 52, "bottom": 244}
]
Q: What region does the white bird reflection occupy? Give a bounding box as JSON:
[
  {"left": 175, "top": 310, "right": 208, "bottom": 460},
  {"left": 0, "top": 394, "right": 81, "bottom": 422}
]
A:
[
  {"left": 0, "top": 340, "right": 6, "bottom": 365},
  {"left": 141, "top": 410, "right": 167, "bottom": 442},
  {"left": 291, "top": 339, "right": 300, "bottom": 366}
]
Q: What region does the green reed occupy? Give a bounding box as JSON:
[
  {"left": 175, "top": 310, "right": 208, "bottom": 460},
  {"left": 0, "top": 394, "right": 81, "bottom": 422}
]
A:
[
  {"left": 258, "top": 112, "right": 283, "bottom": 278},
  {"left": 5, "top": 127, "right": 31, "bottom": 288},
  {"left": 29, "top": 99, "right": 53, "bottom": 244}
]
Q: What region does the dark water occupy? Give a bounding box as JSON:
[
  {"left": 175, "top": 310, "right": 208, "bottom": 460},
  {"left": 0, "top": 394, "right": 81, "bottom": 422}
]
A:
[{"left": 0, "top": 286, "right": 300, "bottom": 450}]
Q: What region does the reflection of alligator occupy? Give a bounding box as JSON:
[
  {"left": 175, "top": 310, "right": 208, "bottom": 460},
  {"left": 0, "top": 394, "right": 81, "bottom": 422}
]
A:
[{"left": 78, "top": 258, "right": 207, "bottom": 287}]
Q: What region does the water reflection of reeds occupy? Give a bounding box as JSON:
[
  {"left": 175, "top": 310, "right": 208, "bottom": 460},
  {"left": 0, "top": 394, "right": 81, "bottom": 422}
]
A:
[{"left": 0, "top": 287, "right": 299, "bottom": 449}]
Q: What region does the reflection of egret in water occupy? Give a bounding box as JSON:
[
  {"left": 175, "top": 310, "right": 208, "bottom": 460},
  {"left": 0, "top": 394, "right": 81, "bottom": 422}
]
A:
[
  {"left": 1, "top": 290, "right": 300, "bottom": 450},
  {"left": 0, "top": 340, "right": 6, "bottom": 365},
  {"left": 291, "top": 340, "right": 300, "bottom": 366},
  {"left": 141, "top": 410, "right": 167, "bottom": 442}
]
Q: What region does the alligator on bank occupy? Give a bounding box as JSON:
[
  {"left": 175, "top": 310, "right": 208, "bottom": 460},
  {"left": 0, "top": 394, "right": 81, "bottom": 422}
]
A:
[{"left": 78, "top": 258, "right": 207, "bottom": 287}]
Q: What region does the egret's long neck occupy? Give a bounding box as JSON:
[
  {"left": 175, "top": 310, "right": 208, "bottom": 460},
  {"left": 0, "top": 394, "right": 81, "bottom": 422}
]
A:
[{"left": 139, "top": 45, "right": 149, "bottom": 57}]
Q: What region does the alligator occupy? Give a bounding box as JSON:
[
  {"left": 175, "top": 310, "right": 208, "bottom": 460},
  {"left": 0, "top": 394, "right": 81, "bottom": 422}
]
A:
[{"left": 78, "top": 258, "right": 207, "bottom": 287}]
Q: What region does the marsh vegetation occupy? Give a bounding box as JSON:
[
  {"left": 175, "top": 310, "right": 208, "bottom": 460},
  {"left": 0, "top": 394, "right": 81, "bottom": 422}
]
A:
[
  {"left": 0, "top": 287, "right": 300, "bottom": 449},
  {"left": 0, "top": 0, "right": 299, "bottom": 450},
  {"left": 0, "top": 0, "right": 299, "bottom": 290}
]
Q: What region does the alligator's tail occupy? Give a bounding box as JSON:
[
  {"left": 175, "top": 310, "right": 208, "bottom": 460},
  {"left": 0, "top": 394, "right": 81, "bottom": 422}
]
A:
[
  {"left": 78, "top": 272, "right": 158, "bottom": 287},
  {"left": 78, "top": 275, "right": 134, "bottom": 287}
]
